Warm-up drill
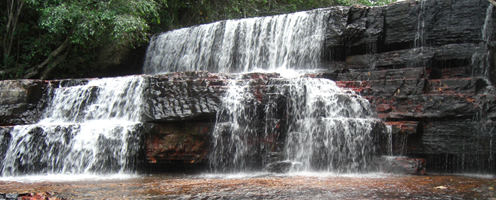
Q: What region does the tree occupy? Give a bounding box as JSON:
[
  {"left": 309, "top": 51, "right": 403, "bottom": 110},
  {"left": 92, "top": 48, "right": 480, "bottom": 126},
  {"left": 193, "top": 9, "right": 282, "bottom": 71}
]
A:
[
  {"left": 1, "top": 0, "right": 165, "bottom": 79},
  {"left": 1, "top": 0, "right": 396, "bottom": 80},
  {"left": 3, "top": 0, "right": 24, "bottom": 70}
]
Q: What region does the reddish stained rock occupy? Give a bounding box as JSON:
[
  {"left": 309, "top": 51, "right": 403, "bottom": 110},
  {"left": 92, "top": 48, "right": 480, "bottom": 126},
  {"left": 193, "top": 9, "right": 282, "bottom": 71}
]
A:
[
  {"left": 360, "top": 94, "right": 480, "bottom": 120},
  {"left": 13, "top": 192, "right": 65, "bottom": 200},
  {"left": 425, "top": 78, "right": 484, "bottom": 95},
  {"left": 376, "top": 104, "right": 392, "bottom": 112},
  {"left": 145, "top": 122, "right": 213, "bottom": 165},
  {"left": 385, "top": 121, "right": 418, "bottom": 135}
]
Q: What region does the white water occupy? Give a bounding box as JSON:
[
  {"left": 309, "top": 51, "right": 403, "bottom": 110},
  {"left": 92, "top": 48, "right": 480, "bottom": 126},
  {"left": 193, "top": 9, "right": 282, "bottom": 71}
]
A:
[
  {"left": 144, "top": 9, "right": 330, "bottom": 74},
  {"left": 209, "top": 73, "right": 385, "bottom": 173},
  {"left": 282, "top": 78, "right": 382, "bottom": 172},
  {"left": 143, "top": 8, "right": 388, "bottom": 173},
  {"left": 199, "top": 171, "right": 392, "bottom": 179},
  {"left": 0, "top": 173, "right": 138, "bottom": 183},
  {"left": 472, "top": 4, "right": 494, "bottom": 82},
  {"left": 209, "top": 77, "right": 256, "bottom": 172},
  {"left": 414, "top": 0, "right": 426, "bottom": 49},
  {"left": 483, "top": 4, "right": 494, "bottom": 44},
  {"left": 1, "top": 76, "right": 145, "bottom": 177}
]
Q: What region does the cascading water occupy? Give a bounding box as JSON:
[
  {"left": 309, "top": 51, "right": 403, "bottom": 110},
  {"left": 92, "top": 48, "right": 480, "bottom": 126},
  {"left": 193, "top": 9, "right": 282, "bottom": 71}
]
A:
[
  {"left": 144, "top": 9, "right": 330, "bottom": 74},
  {"left": 1, "top": 76, "right": 145, "bottom": 176},
  {"left": 414, "top": 0, "right": 426, "bottom": 50},
  {"left": 207, "top": 73, "right": 386, "bottom": 173},
  {"left": 408, "top": 0, "right": 427, "bottom": 69},
  {"left": 472, "top": 4, "right": 494, "bottom": 82},
  {"left": 143, "top": 8, "right": 387, "bottom": 173},
  {"left": 468, "top": 3, "right": 496, "bottom": 173},
  {"left": 281, "top": 77, "right": 384, "bottom": 172},
  {"left": 209, "top": 77, "right": 263, "bottom": 172}
]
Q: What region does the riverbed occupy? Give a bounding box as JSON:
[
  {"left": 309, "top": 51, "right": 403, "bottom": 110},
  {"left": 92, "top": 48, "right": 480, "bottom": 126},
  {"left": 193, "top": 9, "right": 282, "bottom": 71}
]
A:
[{"left": 0, "top": 173, "right": 494, "bottom": 199}]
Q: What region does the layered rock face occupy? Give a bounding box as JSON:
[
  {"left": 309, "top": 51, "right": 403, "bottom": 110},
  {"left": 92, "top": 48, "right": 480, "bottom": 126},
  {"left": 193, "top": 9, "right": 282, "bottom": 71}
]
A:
[
  {"left": 0, "top": 0, "right": 495, "bottom": 173},
  {"left": 0, "top": 72, "right": 229, "bottom": 173},
  {"left": 321, "top": 0, "right": 496, "bottom": 172}
]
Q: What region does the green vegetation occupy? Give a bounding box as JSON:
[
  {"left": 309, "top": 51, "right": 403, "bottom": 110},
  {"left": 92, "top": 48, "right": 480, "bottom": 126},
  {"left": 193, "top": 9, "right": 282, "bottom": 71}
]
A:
[{"left": 1, "top": 0, "right": 395, "bottom": 80}]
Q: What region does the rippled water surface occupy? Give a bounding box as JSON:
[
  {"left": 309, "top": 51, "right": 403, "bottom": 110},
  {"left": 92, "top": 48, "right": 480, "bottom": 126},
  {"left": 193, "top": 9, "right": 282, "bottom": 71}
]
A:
[{"left": 0, "top": 174, "right": 495, "bottom": 199}]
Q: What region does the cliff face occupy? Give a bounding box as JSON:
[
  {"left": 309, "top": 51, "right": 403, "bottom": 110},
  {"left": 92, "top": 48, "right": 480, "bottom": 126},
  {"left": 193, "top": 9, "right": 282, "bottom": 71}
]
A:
[
  {"left": 0, "top": 0, "right": 495, "bottom": 173},
  {"left": 322, "top": 0, "right": 496, "bottom": 172}
]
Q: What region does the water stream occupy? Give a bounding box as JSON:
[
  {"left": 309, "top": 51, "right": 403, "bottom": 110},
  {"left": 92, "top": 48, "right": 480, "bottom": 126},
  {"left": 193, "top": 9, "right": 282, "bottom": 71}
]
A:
[
  {"left": 144, "top": 7, "right": 389, "bottom": 173},
  {"left": 208, "top": 72, "right": 386, "bottom": 173},
  {"left": 0, "top": 76, "right": 145, "bottom": 176},
  {"left": 144, "top": 9, "right": 330, "bottom": 73}
]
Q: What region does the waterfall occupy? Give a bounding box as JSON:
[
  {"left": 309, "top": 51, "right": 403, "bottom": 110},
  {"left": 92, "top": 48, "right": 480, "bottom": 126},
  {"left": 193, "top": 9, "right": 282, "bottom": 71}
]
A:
[
  {"left": 144, "top": 9, "right": 330, "bottom": 74},
  {"left": 483, "top": 4, "right": 494, "bottom": 44},
  {"left": 1, "top": 76, "right": 145, "bottom": 176},
  {"left": 414, "top": 0, "right": 426, "bottom": 49},
  {"left": 208, "top": 74, "right": 385, "bottom": 173},
  {"left": 472, "top": 4, "right": 494, "bottom": 82},
  {"left": 143, "top": 8, "right": 388, "bottom": 173},
  {"left": 209, "top": 77, "right": 260, "bottom": 172},
  {"left": 282, "top": 78, "right": 383, "bottom": 172}
]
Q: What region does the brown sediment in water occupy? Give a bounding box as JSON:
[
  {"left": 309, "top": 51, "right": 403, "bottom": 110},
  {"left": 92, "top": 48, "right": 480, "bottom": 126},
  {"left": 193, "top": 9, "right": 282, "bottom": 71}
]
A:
[{"left": 0, "top": 175, "right": 495, "bottom": 199}]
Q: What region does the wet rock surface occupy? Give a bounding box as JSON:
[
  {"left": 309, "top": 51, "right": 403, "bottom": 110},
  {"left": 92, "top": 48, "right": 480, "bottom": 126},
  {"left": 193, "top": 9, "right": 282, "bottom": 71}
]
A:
[
  {"left": 264, "top": 161, "right": 297, "bottom": 173},
  {"left": 322, "top": 0, "right": 496, "bottom": 173},
  {"left": 375, "top": 156, "right": 426, "bottom": 175},
  {"left": 0, "top": 192, "right": 65, "bottom": 200},
  {"left": 0, "top": 0, "right": 495, "bottom": 173},
  {"left": 144, "top": 122, "right": 212, "bottom": 171},
  {"left": 144, "top": 72, "right": 229, "bottom": 122},
  {"left": 0, "top": 175, "right": 494, "bottom": 199},
  {"left": 0, "top": 80, "right": 45, "bottom": 126}
]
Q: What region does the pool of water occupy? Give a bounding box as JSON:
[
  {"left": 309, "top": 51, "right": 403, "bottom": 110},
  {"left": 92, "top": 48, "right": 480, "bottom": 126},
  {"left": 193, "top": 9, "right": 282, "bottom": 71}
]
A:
[{"left": 0, "top": 173, "right": 495, "bottom": 199}]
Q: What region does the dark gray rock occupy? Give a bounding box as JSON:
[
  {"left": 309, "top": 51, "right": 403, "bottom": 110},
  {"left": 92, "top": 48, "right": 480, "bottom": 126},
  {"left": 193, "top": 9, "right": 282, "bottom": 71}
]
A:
[
  {"left": 0, "top": 80, "right": 45, "bottom": 126},
  {"left": 346, "top": 6, "right": 385, "bottom": 56},
  {"left": 345, "top": 44, "right": 480, "bottom": 71},
  {"left": 0, "top": 127, "right": 12, "bottom": 168},
  {"left": 323, "top": 6, "right": 350, "bottom": 61},
  {"left": 383, "top": 0, "right": 419, "bottom": 50},
  {"left": 144, "top": 72, "right": 228, "bottom": 122},
  {"left": 424, "top": 0, "right": 490, "bottom": 46},
  {"left": 382, "top": 0, "right": 490, "bottom": 50},
  {"left": 416, "top": 121, "right": 496, "bottom": 155}
]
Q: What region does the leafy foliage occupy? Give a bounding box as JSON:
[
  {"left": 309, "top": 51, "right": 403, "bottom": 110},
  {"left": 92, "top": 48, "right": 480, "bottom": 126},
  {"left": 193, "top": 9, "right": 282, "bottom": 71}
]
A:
[
  {"left": 1, "top": 0, "right": 165, "bottom": 79},
  {"left": 1, "top": 0, "right": 395, "bottom": 80}
]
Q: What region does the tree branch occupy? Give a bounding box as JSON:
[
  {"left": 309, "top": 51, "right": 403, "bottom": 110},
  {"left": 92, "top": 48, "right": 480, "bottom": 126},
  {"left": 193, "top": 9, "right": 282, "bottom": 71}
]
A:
[
  {"left": 3, "top": 0, "right": 24, "bottom": 63},
  {"left": 40, "top": 49, "right": 69, "bottom": 80},
  {"left": 24, "top": 38, "right": 71, "bottom": 78}
]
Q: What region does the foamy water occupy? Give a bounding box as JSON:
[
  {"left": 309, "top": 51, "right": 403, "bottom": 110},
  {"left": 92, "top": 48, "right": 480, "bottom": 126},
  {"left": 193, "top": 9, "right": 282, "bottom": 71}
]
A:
[{"left": 0, "top": 173, "right": 139, "bottom": 183}]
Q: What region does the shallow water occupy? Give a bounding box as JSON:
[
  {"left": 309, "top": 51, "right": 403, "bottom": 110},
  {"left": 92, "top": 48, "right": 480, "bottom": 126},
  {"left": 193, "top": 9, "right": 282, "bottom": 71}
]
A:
[{"left": 0, "top": 174, "right": 495, "bottom": 199}]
